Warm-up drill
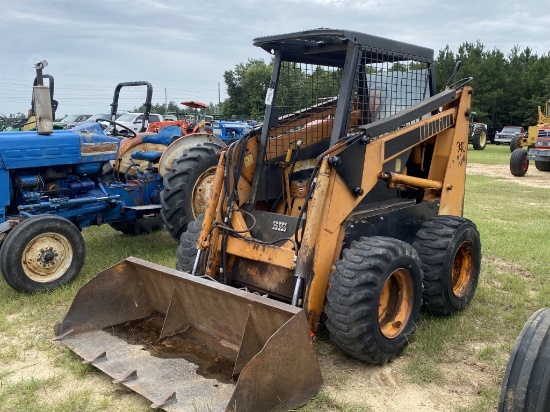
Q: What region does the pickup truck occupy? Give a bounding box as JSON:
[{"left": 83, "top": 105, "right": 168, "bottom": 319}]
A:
[{"left": 494, "top": 126, "right": 526, "bottom": 145}]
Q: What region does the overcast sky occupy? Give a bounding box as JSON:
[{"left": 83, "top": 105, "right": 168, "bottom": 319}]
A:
[{"left": 0, "top": 0, "right": 548, "bottom": 118}]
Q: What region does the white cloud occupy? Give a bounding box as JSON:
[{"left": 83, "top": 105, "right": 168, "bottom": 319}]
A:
[{"left": 0, "top": 0, "right": 548, "bottom": 116}]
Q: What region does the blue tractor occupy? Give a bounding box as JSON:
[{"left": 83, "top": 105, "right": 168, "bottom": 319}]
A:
[
  {"left": 0, "top": 63, "right": 225, "bottom": 293},
  {"left": 211, "top": 119, "right": 253, "bottom": 143}
]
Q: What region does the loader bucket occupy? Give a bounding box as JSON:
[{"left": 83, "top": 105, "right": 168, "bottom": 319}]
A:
[{"left": 54, "top": 257, "right": 322, "bottom": 412}]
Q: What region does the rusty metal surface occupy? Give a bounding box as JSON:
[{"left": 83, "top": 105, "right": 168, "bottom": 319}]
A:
[
  {"left": 116, "top": 140, "right": 166, "bottom": 174},
  {"left": 225, "top": 237, "right": 296, "bottom": 270},
  {"left": 157, "top": 133, "right": 225, "bottom": 177},
  {"left": 55, "top": 257, "right": 322, "bottom": 411},
  {"left": 231, "top": 257, "right": 296, "bottom": 300},
  {"left": 81, "top": 142, "right": 118, "bottom": 154},
  {"left": 191, "top": 166, "right": 216, "bottom": 217},
  {"left": 61, "top": 329, "right": 235, "bottom": 411},
  {"left": 229, "top": 311, "right": 323, "bottom": 412}
]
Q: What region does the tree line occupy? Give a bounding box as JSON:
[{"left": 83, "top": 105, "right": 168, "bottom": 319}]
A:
[
  {"left": 435, "top": 42, "right": 550, "bottom": 128},
  {"left": 220, "top": 42, "right": 550, "bottom": 130}
]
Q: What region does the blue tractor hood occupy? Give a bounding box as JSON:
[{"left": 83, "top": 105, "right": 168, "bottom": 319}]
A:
[{"left": 0, "top": 123, "right": 120, "bottom": 170}]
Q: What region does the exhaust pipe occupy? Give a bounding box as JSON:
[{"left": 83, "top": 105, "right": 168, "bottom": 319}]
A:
[{"left": 55, "top": 257, "right": 322, "bottom": 411}]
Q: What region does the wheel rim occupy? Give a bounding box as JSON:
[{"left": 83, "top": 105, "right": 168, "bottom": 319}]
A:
[
  {"left": 480, "top": 131, "right": 487, "bottom": 146},
  {"left": 22, "top": 232, "right": 73, "bottom": 283},
  {"left": 378, "top": 268, "right": 414, "bottom": 339},
  {"left": 521, "top": 152, "right": 528, "bottom": 170},
  {"left": 451, "top": 241, "right": 475, "bottom": 297},
  {"left": 191, "top": 166, "right": 217, "bottom": 218}
]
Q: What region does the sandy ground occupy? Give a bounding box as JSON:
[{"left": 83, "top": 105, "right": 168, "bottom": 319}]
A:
[
  {"left": 1, "top": 162, "right": 540, "bottom": 411},
  {"left": 467, "top": 162, "right": 550, "bottom": 188}
]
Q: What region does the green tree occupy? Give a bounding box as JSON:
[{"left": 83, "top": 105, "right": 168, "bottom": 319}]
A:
[
  {"left": 223, "top": 59, "right": 272, "bottom": 119},
  {"left": 435, "top": 41, "right": 550, "bottom": 131}
]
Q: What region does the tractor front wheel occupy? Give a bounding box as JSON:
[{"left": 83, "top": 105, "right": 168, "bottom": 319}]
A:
[
  {"left": 510, "top": 149, "right": 529, "bottom": 177},
  {"left": 0, "top": 215, "right": 85, "bottom": 293},
  {"left": 498, "top": 308, "right": 550, "bottom": 412},
  {"left": 325, "top": 236, "right": 423, "bottom": 364},
  {"left": 160, "top": 144, "right": 220, "bottom": 241},
  {"left": 413, "top": 216, "right": 481, "bottom": 316}
]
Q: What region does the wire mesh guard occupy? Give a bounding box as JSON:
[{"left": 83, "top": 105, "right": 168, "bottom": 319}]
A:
[{"left": 266, "top": 48, "right": 431, "bottom": 159}]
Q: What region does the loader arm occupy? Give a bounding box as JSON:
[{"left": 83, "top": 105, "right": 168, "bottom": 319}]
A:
[{"left": 304, "top": 86, "right": 472, "bottom": 327}]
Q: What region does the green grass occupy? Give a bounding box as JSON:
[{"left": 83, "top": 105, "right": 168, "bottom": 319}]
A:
[
  {"left": 0, "top": 376, "right": 115, "bottom": 412},
  {"left": 467, "top": 142, "right": 513, "bottom": 165},
  {"left": 0, "top": 225, "right": 176, "bottom": 412}
]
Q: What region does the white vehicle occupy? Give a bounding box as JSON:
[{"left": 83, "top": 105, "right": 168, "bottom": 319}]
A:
[
  {"left": 108, "top": 112, "right": 164, "bottom": 134},
  {"left": 54, "top": 114, "right": 92, "bottom": 129}
]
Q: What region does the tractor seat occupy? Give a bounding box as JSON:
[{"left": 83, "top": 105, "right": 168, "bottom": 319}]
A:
[
  {"left": 131, "top": 125, "right": 183, "bottom": 163},
  {"left": 131, "top": 150, "right": 163, "bottom": 162},
  {"left": 141, "top": 125, "right": 182, "bottom": 145}
]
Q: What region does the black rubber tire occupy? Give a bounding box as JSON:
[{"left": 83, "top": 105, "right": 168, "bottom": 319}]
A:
[
  {"left": 0, "top": 215, "right": 85, "bottom": 293},
  {"left": 535, "top": 161, "right": 550, "bottom": 172},
  {"left": 412, "top": 216, "right": 481, "bottom": 316},
  {"left": 160, "top": 143, "right": 221, "bottom": 241},
  {"left": 471, "top": 126, "right": 487, "bottom": 150},
  {"left": 498, "top": 308, "right": 550, "bottom": 412},
  {"left": 324, "top": 236, "right": 423, "bottom": 365},
  {"left": 109, "top": 215, "right": 164, "bottom": 235},
  {"left": 510, "top": 149, "right": 529, "bottom": 177},
  {"left": 176, "top": 215, "right": 204, "bottom": 272},
  {"left": 509, "top": 135, "right": 521, "bottom": 153}
]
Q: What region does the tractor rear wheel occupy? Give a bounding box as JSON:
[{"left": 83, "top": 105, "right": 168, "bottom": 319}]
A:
[
  {"left": 325, "top": 236, "right": 423, "bottom": 364},
  {"left": 471, "top": 126, "right": 487, "bottom": 150},
  {"left": 160, "top": 144, "right": 221, "bottom": 241},
  {"left": 510, "top": 149, "right": 529, "bottom": 177},
  {"left": 0, "top": 215, "right": 85, "bottom": 293},
  {"left": 413, "top": 216, "right": 481, "bottom": 316},
  {"left": 176, "top": 214, "right": 204, "bottom": 272},
  {"left": 535, "top": 161, "right": 550, "bottom": 172},
  {"left": 498, "top": 308, "right": 550, "bottom": 412},
  {"left": 109, "top": 215, "right": 163, "bottom": 235}
]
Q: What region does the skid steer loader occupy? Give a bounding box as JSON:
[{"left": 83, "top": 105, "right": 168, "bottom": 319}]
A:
[{"left": 55, "top": 29, "right": 481, "bottom": 411}]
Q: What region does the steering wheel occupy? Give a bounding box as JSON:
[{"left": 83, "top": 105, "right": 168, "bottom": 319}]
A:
[{"left": 97, "top": 119, "right": 137, "bottom": 138}]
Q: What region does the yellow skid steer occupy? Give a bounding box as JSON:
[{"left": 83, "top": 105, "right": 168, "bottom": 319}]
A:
[{"left": 56, "top": 29, "right": 481, "bottom": 411}]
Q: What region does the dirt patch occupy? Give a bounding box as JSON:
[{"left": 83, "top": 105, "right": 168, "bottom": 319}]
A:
[
  {"left": 314, "top": 339, "right": 494, "bottom": 412},
  {"left": 316, "top": 348, "right": 472, "bottom": 412},
  {"left": 467, "top": 162, "right": 550, "bottom": 188}
]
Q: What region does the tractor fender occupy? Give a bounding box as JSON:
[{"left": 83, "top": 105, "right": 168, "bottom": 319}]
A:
[
  {"left": 114, "top": 133, "right": 159, "bottom": 174},
  {"left": 158, "top": 132, "right": 226, "bottom": 177}
]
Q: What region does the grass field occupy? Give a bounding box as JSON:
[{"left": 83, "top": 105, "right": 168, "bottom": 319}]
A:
[
  {"left": 466, "top": 142, "right": 513, "bottom": 165},
  {"left": 0, "top": 142, "right": 548, "bottom": 411}
]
